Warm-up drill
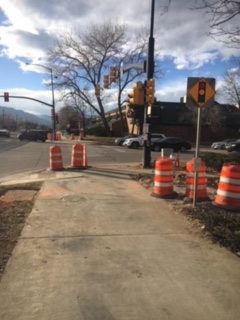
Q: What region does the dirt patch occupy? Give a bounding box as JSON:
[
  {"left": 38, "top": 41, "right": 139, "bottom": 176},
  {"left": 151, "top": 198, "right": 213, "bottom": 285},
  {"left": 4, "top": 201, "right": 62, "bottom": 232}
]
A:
[
  {"left": 0, "top": 182, "right": 43, "bottom": 281},
  {"left": 131, "top": 170, "right": 240, "bottom": 258}
]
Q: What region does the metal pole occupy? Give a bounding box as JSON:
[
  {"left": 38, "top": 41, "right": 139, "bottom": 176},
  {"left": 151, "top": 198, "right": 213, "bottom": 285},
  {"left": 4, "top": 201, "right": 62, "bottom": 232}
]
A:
[
  {"left": 193, "top": 108, "right": 201, "bottom": 207},
  {"left": 50, "top": 69, "right": 56, "bottom": 140},
  {"left": 143, "top": 0, "right": 155, "bottom": 168},
  {"left": 26, "top": 63, "right": 56, "bottom": 140}
]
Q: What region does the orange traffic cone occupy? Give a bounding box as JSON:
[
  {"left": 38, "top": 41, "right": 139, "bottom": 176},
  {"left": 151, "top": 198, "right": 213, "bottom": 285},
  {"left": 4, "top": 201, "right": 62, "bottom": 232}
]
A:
[
  {"left": 49, "top": 145, "right": 63, "bottom": 170},
  {"left": 175, "top": 152, "right": 180, "bottom": 168},
  {"left": 71, "top": 144, "right": 87, "bottom": 168},
  {"left": 215, "top": 163, "right": 240, "bottom": 211},
  {"left": 185, "top": 159, "right": 208, "bottom": 201},
  {"left": 152, "top": 157, "right": 177, "bottom": 198}
]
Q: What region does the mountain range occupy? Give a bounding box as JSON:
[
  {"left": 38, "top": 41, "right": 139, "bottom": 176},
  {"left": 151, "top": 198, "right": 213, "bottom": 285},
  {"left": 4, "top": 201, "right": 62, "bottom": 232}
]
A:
[{"left": 0, "top": 106, "right": 52, "bottom": 126}]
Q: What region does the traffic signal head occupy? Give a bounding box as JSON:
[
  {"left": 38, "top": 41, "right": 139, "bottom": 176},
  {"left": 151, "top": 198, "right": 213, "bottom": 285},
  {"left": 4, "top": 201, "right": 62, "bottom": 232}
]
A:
[
  {"left": 110, "top": 66, "right": 117, "bottom": 83},
  {"left": 95, "top": 84, "right": 100, "bottom": 97},
  {"left": 51, "top": 109, "right": 54, "bottom": 120},
  {"left": 55, "top": 113, "right": 59, "bottom": 124},
  {"left": 128, "top": 82, "right": 144, "bottom": 106},
  {"left": 145, "top": 79, "right": 155, "bottom": 105},
  {"left": 103, "top": 75, "right": 109, "bottom": 89},
  {"left": 198, "top": 80, "right": 206, "bottom": 103},
  {"left": 4, "top": 92, "right": 9, "bottom": 102}
]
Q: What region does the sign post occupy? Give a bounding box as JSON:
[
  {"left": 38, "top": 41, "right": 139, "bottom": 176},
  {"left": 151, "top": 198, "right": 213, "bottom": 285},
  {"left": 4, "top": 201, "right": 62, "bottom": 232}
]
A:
[{"left": 187, "top": 77, "right": 215, "bottom": 207}]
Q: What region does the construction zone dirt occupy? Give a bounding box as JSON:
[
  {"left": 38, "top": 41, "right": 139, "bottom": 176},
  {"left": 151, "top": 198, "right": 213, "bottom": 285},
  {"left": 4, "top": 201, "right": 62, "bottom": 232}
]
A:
[{"left": 0, "top": 182, "right": 43, "bottom": 281}]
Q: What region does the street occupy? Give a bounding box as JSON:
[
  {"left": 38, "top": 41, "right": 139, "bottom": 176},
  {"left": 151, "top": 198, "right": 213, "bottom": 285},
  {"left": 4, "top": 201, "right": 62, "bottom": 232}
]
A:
[{"left": 0, "top": 136, "right": 226, "bottom": 179}]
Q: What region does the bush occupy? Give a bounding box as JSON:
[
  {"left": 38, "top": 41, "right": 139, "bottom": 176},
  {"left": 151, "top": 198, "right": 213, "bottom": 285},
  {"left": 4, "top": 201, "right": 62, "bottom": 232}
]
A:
[
  {"left": 201, "top": 152, "right": 240, "bottom": 172},
  {"left": 87, "top": 125, "right": 109, "bottom": 137}
]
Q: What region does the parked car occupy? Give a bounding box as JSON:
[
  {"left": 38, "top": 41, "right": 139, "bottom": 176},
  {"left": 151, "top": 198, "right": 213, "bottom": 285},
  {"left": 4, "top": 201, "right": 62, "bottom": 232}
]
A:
[
  {"left": 151, "top": 137, "right": 192, "bottom": 152},
  {"left": 225, "top": 139, "right": 240, "bottom": 152},
  {"left": 123, "top": 133, "right": 166, "bottom": 149},
  {"left": 17, "top": 129, "right": 48, "bottom": 142},
  {"left": 114, "top": 135, "right": 137, "bottom": 146},
  {"left": 211, "top": 139, "right": 237, "bottom": 150},
  {"left": 0, "top": 129, "right": 10, "bottom": 138}
]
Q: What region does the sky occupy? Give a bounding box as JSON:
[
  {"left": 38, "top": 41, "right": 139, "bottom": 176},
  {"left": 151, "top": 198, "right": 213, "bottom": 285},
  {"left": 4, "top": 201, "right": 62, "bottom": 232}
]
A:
[{"left": 0, "top": 0, "right": 239, "bottom": 116}]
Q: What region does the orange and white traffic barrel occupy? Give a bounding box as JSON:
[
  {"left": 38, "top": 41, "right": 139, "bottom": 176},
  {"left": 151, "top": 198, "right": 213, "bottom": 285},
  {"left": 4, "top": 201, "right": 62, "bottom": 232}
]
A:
[
  {"left": 185, "top": 159, "right": 207, "bottom": 200},
  {"left": 215, "top": 163, "right": 240, "bottom": 210},
  {"left": 71, "top": 144, "right": 87, "bottom": 168},
  {"left": 49, "top": 145, "right": 63, "bottom": 170},
  {"left": 152, "top": 157, "right": 176, "bottom": 198}
]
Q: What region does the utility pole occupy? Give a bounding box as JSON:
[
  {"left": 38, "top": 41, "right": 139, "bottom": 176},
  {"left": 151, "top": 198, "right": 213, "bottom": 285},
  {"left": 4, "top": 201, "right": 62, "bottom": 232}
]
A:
[{"left": 143, "top": 0, "right": 155, "bottom": 168}]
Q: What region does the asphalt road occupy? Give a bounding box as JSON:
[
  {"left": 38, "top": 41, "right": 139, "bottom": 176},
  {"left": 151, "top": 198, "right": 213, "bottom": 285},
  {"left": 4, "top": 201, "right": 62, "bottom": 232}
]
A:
[{"left": 0, "top": 136, "right": 227, "bottom": 179}]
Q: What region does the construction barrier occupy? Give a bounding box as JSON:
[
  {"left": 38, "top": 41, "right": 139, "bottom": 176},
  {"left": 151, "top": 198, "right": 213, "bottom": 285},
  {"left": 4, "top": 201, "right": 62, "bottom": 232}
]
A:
[
  {"left": 56, "top": 132, "right": 62, "bottom": 141},
  {"left": 71, "top": 144, "right": 87, "bottom": 168},
  {"left": 215, "top": 163, "right": 240, "bottom": 211},
  {"left": 185, "top": 159, "right": 208, "bottom": 200},
  {"left": 47, "top": 133, "right": 53, "bottom": 141},
  {"left": 79, "top": 132, "right": 83, "bottom": 140},
  {"left": 152, "top": 157, "right": 176, "bottom": 198},
  {"left": 49, "top": 145, "right": 63, "bottom": 170}
]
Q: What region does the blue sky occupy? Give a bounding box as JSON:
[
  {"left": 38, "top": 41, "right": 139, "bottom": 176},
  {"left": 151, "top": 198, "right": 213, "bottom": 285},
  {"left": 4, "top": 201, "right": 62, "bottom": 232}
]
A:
[{"left": 0, "top": 0, "right": 239, "bottom": 116}]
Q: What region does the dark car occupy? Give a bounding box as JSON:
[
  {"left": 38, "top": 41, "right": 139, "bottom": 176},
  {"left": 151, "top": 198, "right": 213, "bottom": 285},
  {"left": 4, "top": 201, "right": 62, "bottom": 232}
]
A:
[
  {"left": 226, "top": 139, "right": 240, "bottom": 152},
  {"left": 0, "top": 129, "right": 10, "bottom": 138},
  {"left": 151, "top": 137, "right": 192, "bottom": 152},
  {"left": 17, "top": 129, "right": 48, "bottom": 142}
]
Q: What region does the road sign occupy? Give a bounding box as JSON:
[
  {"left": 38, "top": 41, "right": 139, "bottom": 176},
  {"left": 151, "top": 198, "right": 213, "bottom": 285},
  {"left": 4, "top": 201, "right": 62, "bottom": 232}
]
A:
[{"left": 188, "top": 78, "right": 215, "bottom": 108}]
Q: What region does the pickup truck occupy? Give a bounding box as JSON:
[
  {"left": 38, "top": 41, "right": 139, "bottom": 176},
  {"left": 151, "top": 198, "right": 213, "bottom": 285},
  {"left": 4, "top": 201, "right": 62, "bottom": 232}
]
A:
[{"left": 123, "top": 133, "right": 166, "bottom": 149}]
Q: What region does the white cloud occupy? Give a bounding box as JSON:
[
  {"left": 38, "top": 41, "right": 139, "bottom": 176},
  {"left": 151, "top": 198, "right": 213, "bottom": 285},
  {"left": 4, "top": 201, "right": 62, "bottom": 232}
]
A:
[{"left": 0, "top": 0, "right": 238, "bottom": 114}]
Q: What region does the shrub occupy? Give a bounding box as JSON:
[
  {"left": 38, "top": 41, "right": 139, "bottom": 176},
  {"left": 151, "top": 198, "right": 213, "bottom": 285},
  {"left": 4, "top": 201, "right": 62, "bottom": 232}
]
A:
[
  {"left": 87, "top": 126, "right": 108, "bottom": 137},
  {"left": 201, "top": 152, "right": 240, "bottom": 172}
]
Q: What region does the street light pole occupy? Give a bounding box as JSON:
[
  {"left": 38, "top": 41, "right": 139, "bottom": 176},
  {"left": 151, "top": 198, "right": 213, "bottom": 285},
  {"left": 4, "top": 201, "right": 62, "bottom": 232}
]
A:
[
  {"left": 143, "top": 0, "right": 155, "bottom": 168},
  {"left": 26, "top": 63, "right": 56, "bottom": 140}
]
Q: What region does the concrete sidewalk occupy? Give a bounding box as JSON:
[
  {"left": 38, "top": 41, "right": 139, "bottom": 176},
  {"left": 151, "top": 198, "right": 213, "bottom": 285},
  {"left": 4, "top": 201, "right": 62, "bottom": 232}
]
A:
[{"left": 0, "top": 166, "right": 240, "bottom": 320}]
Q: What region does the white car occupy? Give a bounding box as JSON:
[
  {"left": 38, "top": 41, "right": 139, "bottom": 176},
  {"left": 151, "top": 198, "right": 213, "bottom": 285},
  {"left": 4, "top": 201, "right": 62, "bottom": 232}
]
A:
[
  {"left": 123, "top": 133, "right": 166, "bottom": 149},
  {"left": 211, "top": 139, "right": 237, "bottom": 150}
]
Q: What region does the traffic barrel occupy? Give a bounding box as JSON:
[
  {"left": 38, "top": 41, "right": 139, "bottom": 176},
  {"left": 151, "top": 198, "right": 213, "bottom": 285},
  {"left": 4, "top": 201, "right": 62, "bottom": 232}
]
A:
[
  {"left": 185, "top": 159, "right": 208, "bottom": 200},
  {"left": 71, "top": 144, "right": 87, "bottom": 168},
  {"left": 214, "top": 163, "right": 240, "bottom": 211},
  {"left": 152, "top": 157, "right": 177, "bottom": 198},
  {"left": 49, "top": 145, "right": 63, "bottom": 170}
]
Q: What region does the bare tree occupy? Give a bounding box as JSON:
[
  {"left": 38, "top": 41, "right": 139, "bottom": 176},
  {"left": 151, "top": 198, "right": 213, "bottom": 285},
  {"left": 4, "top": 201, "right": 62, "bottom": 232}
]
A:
[
  {"left": 58, "top": 105, "right": 79, "bottom": 130},
  {"left": 220, "top": 62, "right": 240, "bottom": 107},
  {"left": 63, "top": 94, "right": 90, "bottom": 136},
  {"left": 180, "top": 103, "right": 225, "bottom": 132},
  {"left": 192, "top": 0, "right": 240, "bottom": 47},
  {"left": 48, "top": 21, "right": 150, "bottom": 137}
]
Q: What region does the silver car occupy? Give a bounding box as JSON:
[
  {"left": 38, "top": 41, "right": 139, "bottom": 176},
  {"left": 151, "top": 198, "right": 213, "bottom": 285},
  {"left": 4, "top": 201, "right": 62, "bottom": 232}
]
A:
[{"left": 211, "top": 139, "right": 237, "bottom": 150}]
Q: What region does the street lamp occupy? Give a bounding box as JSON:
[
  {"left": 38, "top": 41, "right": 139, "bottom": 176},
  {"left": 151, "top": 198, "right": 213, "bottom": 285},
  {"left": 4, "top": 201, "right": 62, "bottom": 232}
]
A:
[{"left": 26, "top": 62, "right": 56, "bottom": 140}]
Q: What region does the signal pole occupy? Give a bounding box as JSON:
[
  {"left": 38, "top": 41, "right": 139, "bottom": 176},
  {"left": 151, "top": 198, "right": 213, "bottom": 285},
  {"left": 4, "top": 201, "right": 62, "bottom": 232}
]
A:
[{"left": 143, "top": 0, "right": 155, "bottom": 168}]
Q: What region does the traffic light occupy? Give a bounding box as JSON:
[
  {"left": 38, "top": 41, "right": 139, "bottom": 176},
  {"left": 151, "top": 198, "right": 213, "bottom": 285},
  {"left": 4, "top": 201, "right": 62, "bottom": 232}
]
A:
[
  {"left": 128, "top": 82, "right": 144, "bottom": 106},
  {"left": 95, "top": 84, "right": 100, "bottom": 97},
  {"left": 4, "top": 92, "right": 9, "bottom": 102},
  {"left": 145, "top": 79, "right": 155, "bottom": 105},
  {"left": 103, "top": 75, "right": 109, "bottom": 89},
  {"left": 55, "top": 113, "right": 59, "bottom": 124},
  {"left": 51, "top": 109, "right": 54, "bottom": 120},
  {"left": 110, "top": 66, "right": 117, "bottom": 83},
  {"left": 198, "top": 80, "right": 206, "bottom": 103}
]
